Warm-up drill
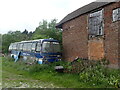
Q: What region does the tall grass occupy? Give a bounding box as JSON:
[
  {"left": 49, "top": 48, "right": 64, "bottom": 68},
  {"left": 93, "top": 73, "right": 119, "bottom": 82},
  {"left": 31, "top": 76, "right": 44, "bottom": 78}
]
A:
[{"left": 2, "top": 57, "right": 120, "bottom": 88}]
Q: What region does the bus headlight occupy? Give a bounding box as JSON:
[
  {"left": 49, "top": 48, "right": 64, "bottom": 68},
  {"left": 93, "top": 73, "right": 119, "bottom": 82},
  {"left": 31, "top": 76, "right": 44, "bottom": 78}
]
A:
[{"left": 57, "top": 55, "right": 61, "bottom": 57}]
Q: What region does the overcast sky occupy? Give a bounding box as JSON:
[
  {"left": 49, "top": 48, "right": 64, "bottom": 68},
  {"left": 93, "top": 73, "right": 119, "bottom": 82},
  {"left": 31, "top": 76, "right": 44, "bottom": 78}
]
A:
[{"left": 0, "top": 0, "right": 96, "bottom": 34}]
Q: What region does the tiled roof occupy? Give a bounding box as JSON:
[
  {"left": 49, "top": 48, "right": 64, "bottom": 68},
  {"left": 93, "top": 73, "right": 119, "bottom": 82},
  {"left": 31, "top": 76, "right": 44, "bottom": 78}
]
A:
[{"left": 56, "top": 1, "right": 119, "bottom": 28}]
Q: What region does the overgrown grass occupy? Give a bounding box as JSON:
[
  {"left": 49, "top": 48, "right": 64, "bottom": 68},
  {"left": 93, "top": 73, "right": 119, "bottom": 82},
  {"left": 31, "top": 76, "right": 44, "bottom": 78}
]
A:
[{"left": 2, "top": 56, "right": 120, "bottom": 88}]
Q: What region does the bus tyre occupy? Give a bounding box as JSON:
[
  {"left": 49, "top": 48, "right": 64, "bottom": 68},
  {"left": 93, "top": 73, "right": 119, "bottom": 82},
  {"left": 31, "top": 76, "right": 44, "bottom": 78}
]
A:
[{"left": 12, "top": 55, "right": 14, "bottom": 58}]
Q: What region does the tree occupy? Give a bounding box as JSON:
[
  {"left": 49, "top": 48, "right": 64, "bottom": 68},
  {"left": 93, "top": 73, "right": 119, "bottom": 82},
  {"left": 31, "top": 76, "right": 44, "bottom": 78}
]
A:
[
  {"left": 32, "top": 19, "right": 62, "bottom": 43},
  {"left": 22, "top": 29, "right": 28, "bottom": 34},
  {"left": 0, "top": 34, "right": 2, "bottom": 53},
  {"left": 2, "top": 30, "right": 32, "bottom": 53}
]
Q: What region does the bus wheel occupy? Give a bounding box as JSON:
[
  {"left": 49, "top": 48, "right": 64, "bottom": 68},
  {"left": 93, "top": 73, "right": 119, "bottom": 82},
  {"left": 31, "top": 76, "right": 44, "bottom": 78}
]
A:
[{"left": 12, "top": 55, "right": 14, "bottom": 58}]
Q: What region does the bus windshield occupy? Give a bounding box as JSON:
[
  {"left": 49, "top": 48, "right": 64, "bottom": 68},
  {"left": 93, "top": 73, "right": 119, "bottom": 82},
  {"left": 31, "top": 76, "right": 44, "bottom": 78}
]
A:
[{"left": 42, "top": 41, "right": 61, "bottom": 53}]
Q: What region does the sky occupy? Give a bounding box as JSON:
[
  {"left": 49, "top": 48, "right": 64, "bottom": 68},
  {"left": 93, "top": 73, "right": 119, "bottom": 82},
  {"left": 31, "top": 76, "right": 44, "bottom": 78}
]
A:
[{"left": 0, "top": 0, "right": 96, "bottom": 34}]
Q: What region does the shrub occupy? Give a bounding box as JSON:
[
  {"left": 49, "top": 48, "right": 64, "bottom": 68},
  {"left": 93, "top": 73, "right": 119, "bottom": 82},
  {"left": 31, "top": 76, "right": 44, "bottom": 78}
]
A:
[{"left": 79, "top": 64, "right": 120, "bottom": 88}]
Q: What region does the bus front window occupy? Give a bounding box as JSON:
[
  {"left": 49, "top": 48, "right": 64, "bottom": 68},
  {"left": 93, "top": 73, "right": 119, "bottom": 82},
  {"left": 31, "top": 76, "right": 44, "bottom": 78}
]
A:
[
  {"left": 42, "top": 41, "right": 61, "bottom": 53},
  {"left": 53, "top": 42, "right": 61, "bottom": 53}
]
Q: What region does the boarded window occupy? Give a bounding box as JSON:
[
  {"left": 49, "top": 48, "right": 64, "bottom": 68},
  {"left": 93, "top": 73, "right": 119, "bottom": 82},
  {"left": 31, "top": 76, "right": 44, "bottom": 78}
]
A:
[
  {"left": 113, "top": 8, "right": 120, "bottom": 22},
  {"left": 89, "top": 9, "right": 103, "bottom": 36}
]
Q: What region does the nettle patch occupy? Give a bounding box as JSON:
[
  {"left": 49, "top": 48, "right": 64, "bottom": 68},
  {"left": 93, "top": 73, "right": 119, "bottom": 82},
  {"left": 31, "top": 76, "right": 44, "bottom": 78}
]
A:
[
  {"left": 63, "top": 59, "right": 108, "bottom": 74},
  {"left": 61, "top": 59, "right": 120, "bottom": 88},
  {"left": 79, "top": 65, "right": 120, "bottom": 88},
  {"left": 59, "top": 59, "right": 120, "bottom": 88}
]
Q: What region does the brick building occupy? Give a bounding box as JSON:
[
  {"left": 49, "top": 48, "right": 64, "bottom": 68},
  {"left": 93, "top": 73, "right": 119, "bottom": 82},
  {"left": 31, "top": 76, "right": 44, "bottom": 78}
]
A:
[{"left": 56, "top": 1, "right": 120, "bottom": 68}]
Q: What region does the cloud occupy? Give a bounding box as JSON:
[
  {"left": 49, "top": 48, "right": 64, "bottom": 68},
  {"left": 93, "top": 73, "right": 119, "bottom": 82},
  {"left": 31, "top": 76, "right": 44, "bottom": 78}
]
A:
[{"left": 0, "top": 0, "right": 95, "bottom": 34}]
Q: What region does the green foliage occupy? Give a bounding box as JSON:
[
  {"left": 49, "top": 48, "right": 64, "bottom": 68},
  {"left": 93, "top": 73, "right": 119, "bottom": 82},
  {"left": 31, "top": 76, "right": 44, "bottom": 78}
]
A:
[
  {"left": 79, "top": 64, "right": 120, "bottom": 88},
  {"left": 32, "top": 19, "right": 62, "bottom": 43},
  {"left": 29, "top": 64, "right": 52, "bottom": 73},
  {"left": 29, "top": 61, "right": 66, "bottom": 74},
  {"left": 2, "top": 57, "right": 120, "bottom": 88},
  {"left": 0, "top": 34, "right": 2, "bottom": 52},
  {"left": 2, "top": 30, "right": 33, "bottom": 53}
]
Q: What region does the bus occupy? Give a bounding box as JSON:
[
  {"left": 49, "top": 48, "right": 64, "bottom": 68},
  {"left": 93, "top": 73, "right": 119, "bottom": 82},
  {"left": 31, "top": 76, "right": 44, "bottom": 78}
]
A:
[{"left": 8, "top": 39, "right": 62, "bottom": 64}]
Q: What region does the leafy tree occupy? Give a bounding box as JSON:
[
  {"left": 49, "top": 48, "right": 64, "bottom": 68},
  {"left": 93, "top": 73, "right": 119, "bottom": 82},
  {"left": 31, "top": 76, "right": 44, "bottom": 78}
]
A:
[
  {"left": 22, "top": 29, "right": 28, "bottom": 34},
  {"left": 2, "top": 30, "right": 32, "bottom": 53},
  {"left": 32, "top": 19, "right": 62, "bottom": 43},
  {"left": 0, "top": 34, "right": 2, "bottom": 53}
]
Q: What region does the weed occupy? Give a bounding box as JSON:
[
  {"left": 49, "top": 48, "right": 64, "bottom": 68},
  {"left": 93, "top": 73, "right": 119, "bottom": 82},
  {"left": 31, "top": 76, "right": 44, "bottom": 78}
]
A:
[{"left": 2, "top": 57, "right": 120, "bottom": 88}]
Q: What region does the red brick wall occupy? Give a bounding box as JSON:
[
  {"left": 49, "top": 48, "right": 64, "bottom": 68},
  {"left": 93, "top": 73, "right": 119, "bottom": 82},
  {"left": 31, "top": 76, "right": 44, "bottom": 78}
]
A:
[
  {"left": 104, "top": 2, "right": 120, "bottom": 68},
  {"left": 118, "top": 21, "right": 120, "bottom": 67},
  {"left": 62, "top": 15, "right": 88, "bottom": 61},
  {"left": 62, "top": 2, "right": 120, "bottom": 68}
]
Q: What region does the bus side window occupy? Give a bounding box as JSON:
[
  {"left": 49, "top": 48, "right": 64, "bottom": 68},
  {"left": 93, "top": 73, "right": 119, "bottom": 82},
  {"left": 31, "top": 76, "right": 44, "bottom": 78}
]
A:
[
  {"left": 26, "top": 43, "right": 29, "bottom": 51},
  {"left": 31, "top": 42, "right": 36, "bottom": 52},
  {"left": 13, "top": 44, "right": 17, "bottom": 50},
  {"left": 18, "top": 43, "right": 22, "bottom": 51},
  {"left": 25, "top": 43, "right": 29, "bottom": 51},
  {"left": 23, "top": 43, "right": 27, "bottom": 51},
  {"left": 25, "top": 43, "right": 28, "bottom": 51},
  {"left": 36, "top": 42, "right": 41, "bottom": 52},
  {"left": 9, "top": 44, "right": 13, "bottom": 51},
  {"left": 16, "top": 43, "right": 20, "bottom": 51},
  {"left": 12, "top": 44, "right": 15, "bottom": 50},
  {"left": 17, "top": 44, "right": 20, "bottom": 50},
  {"left": 22, "top": 43, "right": 25, "bottom": 51},
  {"left": 29, "top": 43, "right": 33, "bottom": 52},
  {"left": 15, "top": 44, "right": 17, "bottom": 50},
  {"left": 19, "top": 43, "right": 23, "bottom": 51},
  {"left": 27, "top": 43, "right": 32, "bottom": 52}
]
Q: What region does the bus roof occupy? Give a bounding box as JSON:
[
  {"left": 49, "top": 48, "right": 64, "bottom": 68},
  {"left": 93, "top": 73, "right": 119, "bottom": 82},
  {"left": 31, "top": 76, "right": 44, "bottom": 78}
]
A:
[{"left": 10, "top": 39, "right": 59, "bottom": 45}]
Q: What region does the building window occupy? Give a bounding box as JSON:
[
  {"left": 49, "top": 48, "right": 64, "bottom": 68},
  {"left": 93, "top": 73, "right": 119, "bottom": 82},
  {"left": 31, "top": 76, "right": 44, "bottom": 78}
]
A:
[
  {"left": 112, "top": 8, "right": 120, "bottom": 22},
  {"left": 88, "top": 9, "right": 103, "bottom": 36}
]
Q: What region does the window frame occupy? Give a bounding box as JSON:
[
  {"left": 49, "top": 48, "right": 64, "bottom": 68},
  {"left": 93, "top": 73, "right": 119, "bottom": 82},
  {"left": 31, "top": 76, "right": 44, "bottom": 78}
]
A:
[
  {"left": 88, "top": 9, "right": 104, "bottom": 36},
  {"left": 112, "top": 8, "right": 120, "bottom": 22}
]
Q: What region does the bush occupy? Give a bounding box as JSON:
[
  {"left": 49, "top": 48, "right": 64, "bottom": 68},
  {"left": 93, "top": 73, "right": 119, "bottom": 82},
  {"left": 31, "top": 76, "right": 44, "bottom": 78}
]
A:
[
  {"left": 63, "top": 59, "right": 98, "bottom": 74},
  {"left": 79, "top": 65, "right": 120, "bottom": 88}
]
